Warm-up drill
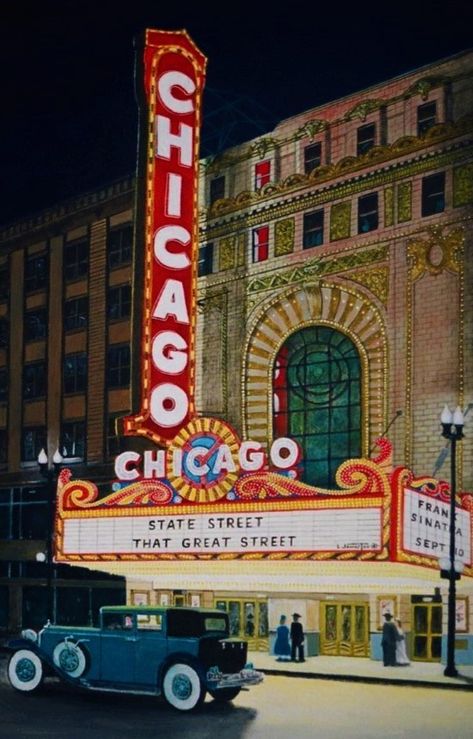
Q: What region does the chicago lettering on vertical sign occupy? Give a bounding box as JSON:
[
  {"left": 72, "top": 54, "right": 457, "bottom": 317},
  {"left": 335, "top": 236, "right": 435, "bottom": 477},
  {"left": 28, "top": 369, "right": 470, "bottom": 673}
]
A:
[{"left": 124, "top": 30, "right": 207, "bottom": 445}]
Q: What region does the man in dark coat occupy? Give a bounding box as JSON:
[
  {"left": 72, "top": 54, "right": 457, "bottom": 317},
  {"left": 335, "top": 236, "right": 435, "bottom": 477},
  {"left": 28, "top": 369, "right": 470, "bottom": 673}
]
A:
[
  {"left": 290, "top": 613, "right": 305, "bottom": 662},
  {"left": 381, "top": 612, "right": 398, "bottom": 666}
]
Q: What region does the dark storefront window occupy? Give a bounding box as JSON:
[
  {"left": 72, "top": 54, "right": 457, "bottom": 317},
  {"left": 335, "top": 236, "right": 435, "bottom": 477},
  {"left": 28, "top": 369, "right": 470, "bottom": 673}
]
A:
[
  {"left": 63, "top": 353, "right": 87, "bottom": 394},
  {"left": 108, "top": 223, "right": 132, "bottom": 269},
  {"left": 64, "top": 238, "right": 89, "bottom": 281},
  {"left": 20, "top": 487, "right": 48, "bottom": 539},
  {"left": 25, "top": 308, "right": 48, "bottom": 341},
  {"left": 25, "top": 254, "right": 48, "bottom": 293},
  {"left": 64, "top": 297, "right": 88, "bottom": 331}
]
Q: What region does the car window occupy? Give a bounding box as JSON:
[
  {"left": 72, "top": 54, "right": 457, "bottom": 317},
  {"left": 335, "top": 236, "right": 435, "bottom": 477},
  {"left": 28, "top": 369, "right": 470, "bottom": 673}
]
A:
[
  {"left": 103, "top": 613, "right": 134, "bottom": 630},
  {"left": 204, "top": 617, "right": 227, "bottom": 632},
  {"left": 137, "top": 614, "right": 163, "bottom": 631}
]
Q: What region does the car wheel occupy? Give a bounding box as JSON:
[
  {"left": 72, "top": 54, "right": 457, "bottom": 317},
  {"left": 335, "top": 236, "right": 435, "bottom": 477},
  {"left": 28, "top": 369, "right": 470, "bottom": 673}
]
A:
[
  {"left": 8, "top": 649, "right": 44, "bottom": 693},
  {"left": 53, "top": 641, "right": 87, "bottom": 678},
  {"left": 209, "top": 687, "right": 241, "bottom": 702},
  {"left": 162, "top": 662, "right": 205, "bottom": 711}
]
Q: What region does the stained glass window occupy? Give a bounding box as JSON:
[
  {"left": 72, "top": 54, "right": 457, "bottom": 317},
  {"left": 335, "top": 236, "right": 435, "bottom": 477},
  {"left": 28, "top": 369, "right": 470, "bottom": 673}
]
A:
[{"left": 273, "top": 326, "right": 361, "bottom": 487}]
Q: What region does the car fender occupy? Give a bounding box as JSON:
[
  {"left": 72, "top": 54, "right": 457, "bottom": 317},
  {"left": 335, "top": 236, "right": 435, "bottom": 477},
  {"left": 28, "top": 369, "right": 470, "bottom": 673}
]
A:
[{"left": 7, "top": 638, "right": 87, "bottom": 685}]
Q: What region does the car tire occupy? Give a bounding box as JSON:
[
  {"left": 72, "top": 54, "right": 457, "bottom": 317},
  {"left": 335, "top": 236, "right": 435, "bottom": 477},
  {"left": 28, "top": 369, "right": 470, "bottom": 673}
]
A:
[
  {"left": 162, "top": 662, "right": 205, "bottom": 711},
  {"left": 8, "top": 649, "right": 44, "bottom": 693},
  {"left": 53, "top": 641, "right": 87, "bottom": 678},
  {"left": 209, "top": 687, "right": 241, "bottom": 702}
]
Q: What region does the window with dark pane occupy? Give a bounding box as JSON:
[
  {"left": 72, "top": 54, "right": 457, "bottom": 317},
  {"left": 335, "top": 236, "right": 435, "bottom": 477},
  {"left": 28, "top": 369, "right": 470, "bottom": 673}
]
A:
[
  {"left": 108, "top": 223, "right": 133, "bottom": 269},
  {"left": 23, "top": 361, "right": 46, "bottom": 400},
  {"left": 107, "top": 345, "right": 130, "bottom": 388},
  {"left": 64, "top": 238, "right": 89, "bottom": 281},
  {"left": 417, "top": 101, "right": 437, "bottom": 136},
  {"left": 25, "top": 308, "right": 47, "bottom": 341},
  {"left": 21, "top": 427, "right": 47, "bottom": 462},
  {"left": 422, "top": 172, "right": 445, "bottom": 216},
  {"left": 0, "top": 368, "right": 7, "bottom": 403},
  {"left": 63, "top": 353, "right": 87, "bottom": 394},
  {"left": 303, "top": 210, "right": 324, "bottom": 248},
  {"left": 252, "top": 226, "right": 269, "bottom": 263},
  {"left": 0, "top": 267, "right": 9, "bottom": 301},
  {"left": 358, "top": 192, "right": 378, "bottom": 233},
  {"left": 272, "top": 327, "right": 361, "bottom": 487},
  {"left": 0, "top": 429, "right": 7, "bottom": 463},
  {"left": 108, "top": 284, "right": 131, "bottom": 320},
  {"left": 0, "top": 318, "right": 8, "bottom": 347},
  {"left": 61, "top": 421, "right": 86, "bottom": 459},
  {"left": 25, "top": 254, "right": 48, "bottom": 293},
  {"left": 20, "top": 487, "right": 48, "bottom": 539},
  {"left": 198, "top": 243, "right": 214, "bottom": 277},
  {"left": 357, "top": 123, "right": 376, "bottom": 155},
  {"left": 209, "top": 176, "right": 225, "bottom": 205},
  {"left": 304, "top": 142, "right": 322, "bottom": 174},
  {"left": 64, "top": 297, "right": 88, "bottom": 331}
]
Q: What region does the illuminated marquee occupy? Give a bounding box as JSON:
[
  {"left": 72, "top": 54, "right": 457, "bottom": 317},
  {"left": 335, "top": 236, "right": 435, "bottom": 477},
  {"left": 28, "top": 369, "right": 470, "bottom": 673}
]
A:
[{"left": 124, "top": 30, "right": 206, "bottom": 445}]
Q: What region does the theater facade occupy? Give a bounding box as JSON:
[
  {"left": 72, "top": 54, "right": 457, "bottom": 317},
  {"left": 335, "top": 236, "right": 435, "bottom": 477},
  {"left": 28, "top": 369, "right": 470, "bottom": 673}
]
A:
[{"left": 1, "top": 35, "right": 472, "bottom": 663}]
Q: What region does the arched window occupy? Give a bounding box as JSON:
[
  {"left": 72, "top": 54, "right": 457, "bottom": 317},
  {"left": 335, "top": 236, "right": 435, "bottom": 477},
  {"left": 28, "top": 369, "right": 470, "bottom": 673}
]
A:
[{"left": 273, "top": 327, "right": 361, "bottom": 486}]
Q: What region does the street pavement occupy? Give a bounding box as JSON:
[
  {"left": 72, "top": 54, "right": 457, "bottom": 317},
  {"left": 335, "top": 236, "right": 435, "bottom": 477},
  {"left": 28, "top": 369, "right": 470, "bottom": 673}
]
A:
[{"left": 247, "top": 651, "right": 473, "bottom": 690}]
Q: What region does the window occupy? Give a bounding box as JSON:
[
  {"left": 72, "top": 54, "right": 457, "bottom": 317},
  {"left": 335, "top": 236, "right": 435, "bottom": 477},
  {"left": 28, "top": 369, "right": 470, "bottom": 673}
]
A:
[
  {"left": 19, "top": 487, "right": 49, "bottom": 539},
  {"left": 64, "top": 297, "right": 88, "bottom": 332},
  {"left": 25, "top": 308, "right": 47, "bottom": 342},
  {"left": 23, "top": 361, "right": 46, "bottom": 400},
  {"left": 108, "top": 284, "right": 131, "bottom": 321},
  {"left": 198, "top": 243, "right": 214, "bottom": 277},
  {"left": 0, "top": 267, "right": 8, "bottom": 301},
  {"left": 63, "top": 353, "right": 87, "bottom": 394},
  {"left": 303, "top": 210, "right": 324, "bottom": 248},
  {"left": 64, "top": 238, "right": 88, "bottom": 281},
  {"left": 61, "top": 421, "right": 86, "bottom": 459},
  {"left": 417, "top": 102, "right": 437, "bottom": 136},
  {"left": 22, "top": 427, "right": 47, "bottom": 462},
  {"left": 422, "top": 172, "right": 445, "bottom": 216},
  {"left": 0, "top": 318, "right": 8, "bottom": 347},
  {"left": 0, "top": 429, "right": 6, "bottom": 463},
  {"left": 304, "top": 142, "right": 322, "bottom": 174},
  {"left": 209, "top": 176, "right": 225, "bottom": 205},
  {"left": 254, "top": 160, "right": 271, "bottom": 189},
  {"left": 108, "top": 224, "right": 132, "bottom": 269},
  {"left": 358, "top": 193, "right": 379, "bottom": 233},
  {"left": 252, "top": 226, "right": 269, "bottom": 263},
  {"left": 107, "top": 413, "right": 128, "bottom": 457},
  {"left": 273, "top": 327, "right": 361, "bottom": 487},
  {"left": 0, "top": 368, "right": 7, "bottom": 402},
  {"left": 108, "top": 345, "right": 130, "bottom": 388},
  {"left": 25, "top": 254, "right": 48, "bottom": 293},
  {"left": 357, "top": 123, "right": 376, "bottom": 155}
]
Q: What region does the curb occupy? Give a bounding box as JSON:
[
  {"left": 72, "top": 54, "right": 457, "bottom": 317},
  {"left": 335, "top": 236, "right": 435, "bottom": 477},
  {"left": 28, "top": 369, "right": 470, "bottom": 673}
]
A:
[{"left": 259, "top": 667, "right": 473, "bottom": 691}]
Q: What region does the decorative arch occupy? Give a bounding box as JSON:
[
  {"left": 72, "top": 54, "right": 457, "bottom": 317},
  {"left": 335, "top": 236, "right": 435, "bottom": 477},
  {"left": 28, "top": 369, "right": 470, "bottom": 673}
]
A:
[{"left": 242, "top": 281, "right": 388, "bottom": 455}]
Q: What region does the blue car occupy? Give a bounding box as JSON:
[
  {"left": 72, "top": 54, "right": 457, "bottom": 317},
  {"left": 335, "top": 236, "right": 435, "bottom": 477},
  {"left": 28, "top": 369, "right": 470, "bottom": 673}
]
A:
[{"left": 7, "top": 606, "right": 263, "bottom": 711}]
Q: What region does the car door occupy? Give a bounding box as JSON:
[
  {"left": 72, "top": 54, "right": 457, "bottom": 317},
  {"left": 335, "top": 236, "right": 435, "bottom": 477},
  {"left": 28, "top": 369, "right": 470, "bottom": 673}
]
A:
[
  {"left": 100, "top": 612, "right": 137, "bottom": 684},
  {"left": 134, "top": 612, "right": 167, "bottom": 687}
]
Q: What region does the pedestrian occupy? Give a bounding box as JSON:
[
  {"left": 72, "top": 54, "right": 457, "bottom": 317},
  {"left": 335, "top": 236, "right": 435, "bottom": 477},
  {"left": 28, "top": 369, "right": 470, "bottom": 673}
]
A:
[
  {"left": 274, "top": 615, "right": 291, "bottom": 662},
  {"left": 245, "top": 612, "right": 255, "bottom": 637},
  {"left": 290, "top": 612, "right": 305, "bottom": 662},
  {"left": 395, "top": 619, "right": 410, "bottom": 666},
  {"left": 381, "top": 612, "right": 398, "bottom": 666}
]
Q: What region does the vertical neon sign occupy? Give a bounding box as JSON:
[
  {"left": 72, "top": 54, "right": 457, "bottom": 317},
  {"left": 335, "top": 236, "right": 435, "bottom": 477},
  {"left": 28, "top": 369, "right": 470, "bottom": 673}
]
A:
[{"left": 124, "top": 30, "right": 206, "bottom": 446}]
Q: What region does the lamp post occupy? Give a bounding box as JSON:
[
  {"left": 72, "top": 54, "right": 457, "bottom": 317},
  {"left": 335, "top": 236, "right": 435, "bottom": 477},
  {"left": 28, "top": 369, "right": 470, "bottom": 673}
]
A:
[
  {"left": 37, "top": 447, "right": 63, "bottom": 624},
  {"left": 440, "top": 405, "right": 464, "bottom": 678}
]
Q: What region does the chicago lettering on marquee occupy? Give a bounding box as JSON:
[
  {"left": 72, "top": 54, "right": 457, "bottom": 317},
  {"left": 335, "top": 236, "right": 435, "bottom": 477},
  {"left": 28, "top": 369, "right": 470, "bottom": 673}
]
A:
[{"left": 123, "top": 30, "right": 206, "bottom": 445}]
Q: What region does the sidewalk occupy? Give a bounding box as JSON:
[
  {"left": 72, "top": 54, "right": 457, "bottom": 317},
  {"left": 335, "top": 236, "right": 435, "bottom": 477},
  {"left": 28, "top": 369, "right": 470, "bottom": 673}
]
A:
[{"left": 247, "top": 651, "right": 473, "bottom": 690}]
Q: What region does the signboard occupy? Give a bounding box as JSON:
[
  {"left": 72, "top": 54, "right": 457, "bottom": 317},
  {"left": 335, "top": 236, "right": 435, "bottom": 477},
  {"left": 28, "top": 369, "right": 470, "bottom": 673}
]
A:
[{"left": 123, "top": 29, "right": 206, "bottom": 446}]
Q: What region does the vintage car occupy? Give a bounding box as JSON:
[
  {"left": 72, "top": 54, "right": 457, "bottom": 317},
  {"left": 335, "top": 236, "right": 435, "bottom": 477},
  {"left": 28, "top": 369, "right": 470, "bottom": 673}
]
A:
[{"left": 7, "top": 605, "right": 263, "bottom": 711}]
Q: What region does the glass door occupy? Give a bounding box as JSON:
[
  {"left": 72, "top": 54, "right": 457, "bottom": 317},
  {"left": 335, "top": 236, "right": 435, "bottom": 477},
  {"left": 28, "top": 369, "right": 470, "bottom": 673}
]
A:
[
  {"left": 215, "top": 598, "right": 268, "bottom": 651},
  {"left": 321, "top": 602, "right": 369, "bottom": 656},
  {"left": 412, "top": 604, "right": 442, "bottom": 661}
]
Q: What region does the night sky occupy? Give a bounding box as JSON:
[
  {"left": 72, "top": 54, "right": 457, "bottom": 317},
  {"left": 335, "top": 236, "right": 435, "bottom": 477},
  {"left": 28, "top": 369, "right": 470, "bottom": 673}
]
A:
[{"left": 2, "top": 0, "right": 472, "bottom": 224}]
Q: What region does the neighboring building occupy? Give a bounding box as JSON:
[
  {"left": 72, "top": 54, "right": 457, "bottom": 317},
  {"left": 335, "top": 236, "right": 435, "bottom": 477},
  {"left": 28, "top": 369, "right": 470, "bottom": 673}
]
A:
[{"left": 1, "top": 51, "right": 473, "bottom": 662}]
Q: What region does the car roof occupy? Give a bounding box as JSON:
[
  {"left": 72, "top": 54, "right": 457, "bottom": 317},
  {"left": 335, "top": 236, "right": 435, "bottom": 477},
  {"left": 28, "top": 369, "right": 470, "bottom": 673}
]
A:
[{"left": 100, "top": 605, "right": 225, "bottom": 614}]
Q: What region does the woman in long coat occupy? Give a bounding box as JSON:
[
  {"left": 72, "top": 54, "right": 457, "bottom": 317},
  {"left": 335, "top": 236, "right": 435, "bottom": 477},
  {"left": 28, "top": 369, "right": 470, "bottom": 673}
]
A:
[{"left": 274, "top": 615, "right": 291, "bottom": 661}]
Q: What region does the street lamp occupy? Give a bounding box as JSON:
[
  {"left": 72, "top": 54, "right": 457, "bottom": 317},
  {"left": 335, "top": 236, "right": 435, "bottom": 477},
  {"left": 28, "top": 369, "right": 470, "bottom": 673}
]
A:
[
  {"left": 440, "top": 405, "right": 465, "bottom": 678},
  {"left": 37, "top": 447, "right": 63, "bottom": 624}
]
